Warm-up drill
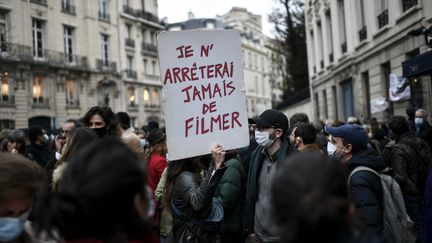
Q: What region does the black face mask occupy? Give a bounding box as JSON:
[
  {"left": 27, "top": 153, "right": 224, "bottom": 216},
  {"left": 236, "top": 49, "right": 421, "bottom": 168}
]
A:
[{"left": 92, "top": 127, "right": 107, "bottom": 138}]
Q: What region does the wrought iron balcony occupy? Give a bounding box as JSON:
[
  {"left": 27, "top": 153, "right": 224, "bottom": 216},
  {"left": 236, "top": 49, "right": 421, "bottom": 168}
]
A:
[
  {"left": 125, "top": 38, "right": 135, "bottom": 48},
  {"left": 358, "top": 26, "right": 367, "bottom": 42},
  {"left": 30, "top": 0, "right": 47, "bottom": 6},
  {"left": 126, "top": 70, "right": 137, "bottom": 79},
  {"left": 95, "top": 59, "right": 117, "bottom": 72},
  {"left": 135, "top": 10, "right": 160, "bottom": 24},
  {"left": 144, "top": 104, "right": 161, "bottom": 112},
  {"left": 0, "top": 96, "right": 14, "bottom": 106},
  {"left": 377, "top": 9, "right": 388, "bottom": 29},
  {"left": 98, "top": 11, "right": 110, "bottom": 21},
  {"left": 0, "top": 43, "right": 88, "bottom": 70},
  {"left": 32, "top": 97, "right": 49, "bottom": 107},
  {"left": 341, "top": 42, "right": 347, "bottom": 53},
  {"left": 142, "top": 42, "right": 157, "bottom": 53},
  {"left": 123, "top": 5, "right": 135, "bottom": 16},
  {"left": 402, "top": 0, "right": 418, "bottom": 12},
  {"left": 61, "top": 2, "right": 76, "bottom": 14},
  {"left": 329, "top": 52, "right": 334, "bottom": 63}
]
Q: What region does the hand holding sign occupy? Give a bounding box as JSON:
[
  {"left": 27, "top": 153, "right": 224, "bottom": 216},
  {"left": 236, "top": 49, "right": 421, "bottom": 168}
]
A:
[{"left": 158, "top": 30, "right": 249, "bottom": 160}]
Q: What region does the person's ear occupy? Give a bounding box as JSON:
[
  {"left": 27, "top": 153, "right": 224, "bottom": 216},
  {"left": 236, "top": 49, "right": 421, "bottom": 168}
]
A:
[
  {"left": 133, "top": 193, "right": 148, "bottom": 220},
  {"left": 343, "top": 144, "right": 353, "bottom": 154}
]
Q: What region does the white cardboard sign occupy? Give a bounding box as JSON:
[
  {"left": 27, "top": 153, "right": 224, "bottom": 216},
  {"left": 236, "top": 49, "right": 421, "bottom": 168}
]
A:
[{"left": 157, "top": 30, "right": 249, "bottom": 160}]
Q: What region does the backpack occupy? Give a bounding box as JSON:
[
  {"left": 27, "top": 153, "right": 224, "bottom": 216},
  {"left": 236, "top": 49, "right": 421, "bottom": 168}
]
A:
[
  {"left": 348, "top": 166, "right": 416, "bottom": 243},
  {"left": 394, "top": 138, "right": 432, "bottom": 194}
]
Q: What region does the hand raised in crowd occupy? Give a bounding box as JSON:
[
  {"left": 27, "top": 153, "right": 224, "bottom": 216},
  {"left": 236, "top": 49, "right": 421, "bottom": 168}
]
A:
[
  {"left": 211, "top": 144, "right": 225, "bottom": 170},
  {"left": 55, "top": 135, "right": 65, "bottom": 153}
]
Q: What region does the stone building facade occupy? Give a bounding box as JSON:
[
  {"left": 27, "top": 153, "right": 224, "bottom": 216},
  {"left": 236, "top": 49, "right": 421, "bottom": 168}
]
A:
[{"left": 306, "top": 0, "right": 432, "bottom": 123}]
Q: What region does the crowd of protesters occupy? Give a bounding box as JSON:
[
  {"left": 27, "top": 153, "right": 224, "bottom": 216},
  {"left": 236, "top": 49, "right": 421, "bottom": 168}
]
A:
[{"left": 0, "top": 105, "right": 432, "bottom": 243}]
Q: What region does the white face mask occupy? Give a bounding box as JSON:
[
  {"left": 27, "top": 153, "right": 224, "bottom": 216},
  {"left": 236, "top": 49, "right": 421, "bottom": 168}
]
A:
[
  {"left": 255, "top": 130, "right": 276, "bottom": 148},
  {"left": 327, "top": 142, "right": 337, "bottom": 156}
]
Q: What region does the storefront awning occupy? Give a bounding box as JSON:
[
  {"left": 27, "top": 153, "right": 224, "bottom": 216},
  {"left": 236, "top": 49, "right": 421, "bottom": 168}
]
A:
[{"left": 402, "top": 51, "right": 432, "bottom": 77}]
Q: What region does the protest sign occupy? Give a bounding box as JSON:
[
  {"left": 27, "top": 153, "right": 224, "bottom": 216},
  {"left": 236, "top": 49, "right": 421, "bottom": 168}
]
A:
[
  {"left": 389, "top": 73, "right": 411, "bottom": 102},
  {"left": 158, "top": 30, "right": 249, "bottom": 160}
]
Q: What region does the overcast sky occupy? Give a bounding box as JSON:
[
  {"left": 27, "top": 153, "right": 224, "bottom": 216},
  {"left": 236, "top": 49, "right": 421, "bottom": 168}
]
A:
[{"left": 158, "top": 0, "right": 278, "bottom": 37}]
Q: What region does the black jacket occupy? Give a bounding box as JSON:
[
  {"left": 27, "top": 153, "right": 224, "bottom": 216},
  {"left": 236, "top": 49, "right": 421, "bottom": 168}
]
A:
[
  {"left": 27, "top": 143, "right": 49, "bottom": 167},
  {"left": 347, "top": 148, "right": 386, "bottom": 234},
  {"left": 383, "top": 131, "right": 430, "bottom": 195},
  {"left": 169, "top": 165, "right": 226, "bottom": 243},
  {"left": 417, "top": 121, "right": 432, "bottom": 149}
]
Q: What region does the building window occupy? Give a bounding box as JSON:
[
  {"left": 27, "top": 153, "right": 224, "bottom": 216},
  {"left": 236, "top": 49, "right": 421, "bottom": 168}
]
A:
[
  {"left": 341, "top": 79, "right": 355, "bottom": 120},
  {"left": 255, "top": 76, "right": 258, "bottom": 94},
  {"left": 126, "top": 56, "right": 135, "bottom": 78},
  {"left": 332, "top": 85, "right": 338, "bottom": 120},
  {"left": 141, "top": 0, "right": 145, "bottom": 10},
  {"left": 362, "top": 71, "right": 371, "bottom": 118},
  {"left": 338, "top": 0, "right": 347, "bottom": 53},
  {"left": 152, "top": 89, "right": 159, "bottom": 106},
  {"left": 358, "top": 0, "right": 367, "bottom": 42},
  {"left": 381, "top": 62, "right": 393, "bottom": 117},
  {"left": 261, "top": 56, "right": 264, "bottom": 72},
  {"left": 152, "top": 60, "right": 156, "bottom": 75},
  {"left": 128, "top": 86, "right": 136, "bottom": 106},
  {"left": 32, "top": 19, "right": 44, "bottom": 59},
  {"left": 143, "top": 59, "right": 148, "bottom": 74},
  {"left": 126, "top": 24, "right": 131, "bottom": 38},
  {"left": 310, "top": 30, "right": 316, "bottom": 73},
  {"left": 402, "top": 0, "right": 418, "bottom": 12},
  {"left": 1, "top": 71, "right": 9, "bottom": 102},
  {"left": 61, "top": 0, "right": 75, "bottom": 14},
  {"left": 325, "top": 11, "right": 334, "bottom": 63},
  {"left": 66, "top": 80, "right": 79, "bottom": 106},
  {"left": 377, "top": 0, "right": 388, "bottom": 29},
  {"left": 64, "top": 26, "right": 74, "bottom": 63},
  {"left": 254, "top": 54, "right": 258, "bottom": 69},
  {"left": 101, "top": 34, "right": 109, "bottom": 65},
  {"left": 143, "top": 88, "right": 149, "bottom": 105},
  {"left": 0, "top": 119, "right": 14, "bottom": 130},
  {"left": 248, "top": 52, "right": 252, "bottom": 68},
  {"left": 33, "top": 76, "right": 44, "bottom": 104},
  {"left": 98, "top": 0, "right": 109, "bottom": 20},
  {"left": 323, "top": 89, "right": 328, "bottom": 118},
  {"left": 0, "top": 11, "right": 8, "bottom": 52},
  {"left": 317, "top": 21, "right": 324, "bottom": 69},
  {"left": 314, "top": 92, "right": 320, "bottom": 120},
  {"left": 261, "top": 76, "right": 265, "bottom": 96}
]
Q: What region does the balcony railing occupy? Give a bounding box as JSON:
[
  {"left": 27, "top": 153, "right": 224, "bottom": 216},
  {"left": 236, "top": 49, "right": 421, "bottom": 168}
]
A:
[
  {"left": 358, "top": 26, "right": 367, "bottom": 42},
  {"left": 0, "top": 43, "right": 88, "bottom": 70},
  {"left": 144, "top": 104, "right": 161, "bottom": 112},
  {"left": 402, "top": 0, "right": 418, "bottom": 12},
  {"left": 123, "top": 5, "right": 135, "bottom": 15},
  {"left": 30, "top": 0, "right": 47, "bottom": 6},
  {"left": 329, "top": 52, "right": 334, "bottom": 63},
  {"left": 95, "top": 59, "right": 117, "bottom": 72},
  {"left": 33, "top": 97, "right": 49, "bottom": 107},
  {"left": 135, "top": 10, "right": 160, "bottom": 24},
  {"left": 0, "top": 96, "right": 14, "bottom": 106},
  {"left": 61, "top": 3, "right": 76, "bottom": 14},
  {"left": 98, "top": 11, "right": 110, "bottom": 21},
  {"left": 341, "top": 42, "right": 347, "bottom": 53},
  {"left": 126, "top": 70, "right": 137, "bottom": 79},
  {"left": 377, "top": 9, "right": 388, "bottom": 29},
  {"left": 66, "top": 99, "right": 80, "bottom": 108},
  {"left": 125, "top": 38, "right": 135, "bottom": 48},
  {"left": 142, "top": 42, "right": 157, "bottom": 53}
]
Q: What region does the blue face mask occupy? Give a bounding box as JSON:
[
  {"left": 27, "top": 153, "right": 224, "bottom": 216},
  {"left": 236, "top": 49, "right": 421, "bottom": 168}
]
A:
[
  {"left": 415, "top": 117, "right": 424, "bottom": 126},
  {"left": 0, "top": 210, "right": 31, "bottom": 242}
]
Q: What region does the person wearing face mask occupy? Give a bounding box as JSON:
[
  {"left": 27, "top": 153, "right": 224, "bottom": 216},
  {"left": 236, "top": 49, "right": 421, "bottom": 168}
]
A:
[
  {"left": 0, "top": 152, "right": 55, "bottom": 243},
  {"left": 415, "top": 109, "right": 432, "bottom": 149},
  {"left": 26, "top": 126, "right": 50, "bottom": 167},
  {"left": 325, "top": 124, "right": 386, "bottom": 235},
  {"left": 290, "top": 122, "right": 322, "bottom": 153},
  {"left": 245, "top": 109, "right": 290, "bottom": 243},
  {"left": 81, "top": 106, "right": 122, "bottom": 139},
  {"left": 34, "top": 138, "right": 159, "bottom": 243}
]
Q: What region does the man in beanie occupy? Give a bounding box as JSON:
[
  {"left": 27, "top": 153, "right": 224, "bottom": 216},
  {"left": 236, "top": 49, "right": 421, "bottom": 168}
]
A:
[
  {"left": 245, "top": 109, "right": 290, "bottom": 243},
  {"left": 325, "top": 124, "right": 386, "bottom": 234}
]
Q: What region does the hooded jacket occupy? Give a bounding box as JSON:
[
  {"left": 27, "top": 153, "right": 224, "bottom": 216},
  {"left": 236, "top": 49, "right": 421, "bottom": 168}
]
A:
[{"left": 347, "top": 148, "right": 387, "bottom": 234}]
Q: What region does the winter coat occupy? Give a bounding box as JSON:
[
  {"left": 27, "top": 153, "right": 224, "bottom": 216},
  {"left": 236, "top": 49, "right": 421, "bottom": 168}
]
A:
[
  {"left": 214, "top": 155, "right": 245, "bottom": 234},
  {"left": 426, "top": 173, "right": 432, "bottom": 243},
  {"left": 383, "top": 131, "right": 428, "bottom": 195},
  {"left": 148, "top": 154, "right": 167, "bottom": 193},
  {"left": 169, "top": 164, "right": 226, "bottom": 243},
  {"left": 155, "top": 168, "right": 172, "bottom": 237},
  {"left": 245, "top": 137, "right": 289, "bottom": 234},
  {"left": 27, "top": 143, "right": 49, "bottom": 167},
  {"left": 417, "top": 121, "right": 432, "bottom": 150},
  {"left": 347, "top": 148, "right": 386, "bottom": 234}
]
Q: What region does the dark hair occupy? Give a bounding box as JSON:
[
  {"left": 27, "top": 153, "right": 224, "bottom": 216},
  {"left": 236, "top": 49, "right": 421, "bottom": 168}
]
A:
[
  {"left": 28, "top": 126, "right": 44, "bottom": 143},
  {"left": 65, "top": 119, "right": 82, "bottom": 128},
  {"left": 388, "top": 116, "right": 409, "bottom": 136},
  {"left": 271, "top": 153, "right": 351, "bottom": 243},
  {"left": 35, "top": 138, "right": 150, "bottom": 240},
  {"left": 81, "top": 106, "right": 121, "bottom": 137},
  {"left": 293, "top": 122, "right": 317, "bottom": 145},
  {"left": 162, "top": 156, "right": 203, "bottom": 210},
  {"left": 289, "top": 113, "right": 310, "bottom": 128},
  {"left": 116, "top": 112, "right": 131, "bottom": 131},
  {"left": 0, "top": 153, "right": 46, "bottom": 201}
]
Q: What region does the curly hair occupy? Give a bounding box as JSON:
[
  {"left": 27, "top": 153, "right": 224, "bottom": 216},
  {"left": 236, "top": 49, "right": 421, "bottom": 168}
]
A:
[{"left": 81, "top": 106, "right": 121, "bottom": 138}]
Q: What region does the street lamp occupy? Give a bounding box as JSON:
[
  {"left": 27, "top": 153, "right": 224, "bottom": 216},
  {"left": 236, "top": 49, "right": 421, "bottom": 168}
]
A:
[{"left": 100, "top": 77, "right": 111, "bottom": 106}]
